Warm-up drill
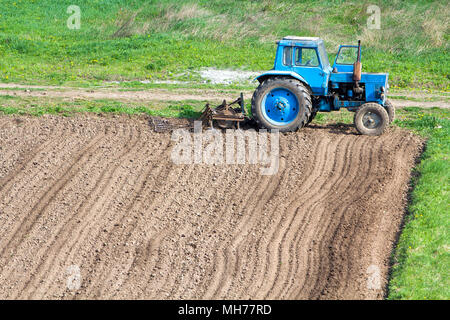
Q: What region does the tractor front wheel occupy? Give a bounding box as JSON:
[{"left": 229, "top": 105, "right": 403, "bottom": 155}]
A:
[
  {"left": 251, "top": 77, "right": 312, "bottom": 132},
  {"left": 354, "top": 103, "right": 389, "bottom": 136}
]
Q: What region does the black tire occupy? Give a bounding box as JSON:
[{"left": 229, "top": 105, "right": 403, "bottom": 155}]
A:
[
  {"left": 307, "top": 110, "right": 318, "bottom": 125},
  {"left": 385, "top": 99, "right": 395, "bottom": 123},
  {"left": 251, "top": 77, "right": 312, "bottom": 132},
  {"left": 354, "top": 103, "right": 389, "bottom": 136}
]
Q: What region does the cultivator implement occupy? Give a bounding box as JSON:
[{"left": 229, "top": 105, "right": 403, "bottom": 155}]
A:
[{"left": 200, "top": 93, "right": 248, "bottom": 129}]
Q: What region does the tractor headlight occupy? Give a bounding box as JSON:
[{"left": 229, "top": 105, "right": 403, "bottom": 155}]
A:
[{"left": 380, "top": 86, "right": 385, "bottom": 93}]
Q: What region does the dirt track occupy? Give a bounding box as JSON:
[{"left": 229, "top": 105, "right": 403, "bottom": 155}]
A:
[
  {"left": 0, "top": 84, "right": 448, "bottom": 108},
  {"left": 0, "top": 115, "right": 422, "bottom": 299}
]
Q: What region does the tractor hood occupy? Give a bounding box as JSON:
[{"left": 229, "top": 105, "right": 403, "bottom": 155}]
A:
[
  {"left": 330, "top": 72, "right": 389, "bottom": 103},
  {"left": 329, "top": 72, "right": 388, "bottom": 86}
]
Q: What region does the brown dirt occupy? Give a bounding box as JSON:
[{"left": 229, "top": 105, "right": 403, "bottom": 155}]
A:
[{"left": 0, "top": 115, "right": 423, "bottom": 299}]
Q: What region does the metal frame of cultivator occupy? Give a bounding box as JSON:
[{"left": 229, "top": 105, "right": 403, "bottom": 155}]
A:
[{"left": 200, "top": 93, "right": 249, "bottom": 129}]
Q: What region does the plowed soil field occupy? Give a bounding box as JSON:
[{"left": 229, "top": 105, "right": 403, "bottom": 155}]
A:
[{"left": 0, "top": 115, "right": 422, "bottom": 299}]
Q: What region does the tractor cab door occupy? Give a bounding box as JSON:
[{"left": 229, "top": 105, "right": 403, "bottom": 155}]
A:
[
  {"left": 333, "top": 45, "right": 358, "bottom": 73},
  {"left": 292, "top": 46, "right": 329, "bottom": 95}
]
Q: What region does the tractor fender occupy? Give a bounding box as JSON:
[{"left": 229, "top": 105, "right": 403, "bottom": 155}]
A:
[{"left": 255, "top": 71, "right": 311, "bottom": 91}]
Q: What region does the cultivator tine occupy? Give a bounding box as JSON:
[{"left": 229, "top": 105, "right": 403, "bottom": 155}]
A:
[
  {"left": 239, "top": 92, "right": 246, "bottom": 115},
  {"left": 200, "top": 103, "right": 214, "bottom": 128},
  {"left": 199, "top": 93, "right": 247, "bottom": 130}
]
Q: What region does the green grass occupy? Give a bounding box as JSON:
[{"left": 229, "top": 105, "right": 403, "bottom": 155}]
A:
[
  {"left": 390, "top": 95, "right": 450, "bottom": 103},
  {"left": 0, "top": 0, "right": 448, "bottom": 89},
  {"left": 0, "top": 95, "right": 205, "bottom": 118}
]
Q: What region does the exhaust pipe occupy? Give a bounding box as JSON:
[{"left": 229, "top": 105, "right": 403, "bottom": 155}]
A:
[{"left": 353, "top": 40, "right": 362, "bottom": 82}]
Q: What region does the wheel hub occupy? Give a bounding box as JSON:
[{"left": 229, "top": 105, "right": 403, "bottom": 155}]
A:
[
  {"left": 274, "top": 99, "right": 288, "bottom": 112},
  {"left": 261, "top": 88, "right": 299, "bottom": 126},
  {"left": 362, "top": 111, "right": 381, "bottom": 129}
]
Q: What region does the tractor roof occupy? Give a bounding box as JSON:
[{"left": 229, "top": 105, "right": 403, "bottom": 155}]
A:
[
  {"left": 277, "top": 36, "right": 323, "bottom": 46},
  {"left": 282, "top": 36, "right": 320, "bottom": 41}
]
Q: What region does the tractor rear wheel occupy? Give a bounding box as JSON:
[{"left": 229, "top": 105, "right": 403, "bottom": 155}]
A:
[
  {"left": 385, "top": 99, "right": 395, "bottom": 123},
  {"left": 354, "top": 103, "right": 389, "bottom": 136},
  {"left": 307, "top": 110, "right": 318, "bottom": 125},
  {"left": 251, "top": 77, "right": 312, "bottom": 132}
]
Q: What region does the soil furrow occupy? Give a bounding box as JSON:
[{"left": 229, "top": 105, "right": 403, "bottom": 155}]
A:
[
  {"left": 302, "top": 136, "right": 375, "bottom": 299},
  {"left": 263, "top": 136, "right": 340, "bottom": 298},
  {"left": 19, "top": 125, "right": 137, "bottom": 299},
  {"left": 0, "top": 132, "right": 106, "bottom": 269},
  {"left": 0, "top": 116, "right": 423, "bottom": 299},
  {"left": 280, "top": 136, "right": 356, "bottom": 299}
]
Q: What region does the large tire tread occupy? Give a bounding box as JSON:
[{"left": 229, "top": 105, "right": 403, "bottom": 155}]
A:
[
  {"left": 354, "top": 103, "right": 389, "bottom": 136},
  {"left": 251, "top": 77, "right": 312, "bottom": 132}
]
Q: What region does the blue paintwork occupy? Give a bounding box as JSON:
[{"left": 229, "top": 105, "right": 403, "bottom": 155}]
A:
[
  {"left": 261, "top": 87, "right": 300, "bottom": 125},
  {"left": 254, "top": 37, "right": 389, "bottom": 120},
  {"left": 329, "top": 72, "right": 388, "bottom": 83},
  {"left": 329, "top": 72, "right": 389, "bottom": 104},
  {"left": 317, "top": 98, "right": 366, "bottom": 112},
  {"left": 255, "top": 70, "right": 307, "bottom": 85},
  {"left": 317, "top": 98, "right": 332, "bottom": 112}
]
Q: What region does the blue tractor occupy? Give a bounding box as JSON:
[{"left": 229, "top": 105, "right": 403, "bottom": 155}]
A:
[{"left": 251, "top": 36, "right": 394, "bottom": 135}]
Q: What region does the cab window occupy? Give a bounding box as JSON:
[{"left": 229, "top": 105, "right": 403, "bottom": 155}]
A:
[
  {"left": 283, "top": 46, "right": 293, "bottom": 66},
  {"left": 335, "top": 46, "right": 358, "bottom": 65},
  {"left": 295, "top": 48, "right": 319, "bottom": 67}
]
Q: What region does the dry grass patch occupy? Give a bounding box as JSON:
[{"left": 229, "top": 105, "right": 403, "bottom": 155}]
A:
[{"left": 165, "top": 3, "right": 210, "bottom": 21}]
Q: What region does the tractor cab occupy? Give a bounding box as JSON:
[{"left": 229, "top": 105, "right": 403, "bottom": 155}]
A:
[{"left": 271, "top": 36, "right": 332, "bottom": 95}]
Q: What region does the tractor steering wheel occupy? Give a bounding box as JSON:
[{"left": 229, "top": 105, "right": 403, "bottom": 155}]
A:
[{"left": 305, "top": 59, "right": 313, "bottom": 66}]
